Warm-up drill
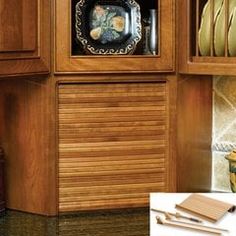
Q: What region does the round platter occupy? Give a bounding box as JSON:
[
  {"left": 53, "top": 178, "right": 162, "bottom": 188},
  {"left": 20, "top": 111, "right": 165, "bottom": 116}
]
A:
[{"left": 75, "top": 0, "right": 142, "bottom": 55}]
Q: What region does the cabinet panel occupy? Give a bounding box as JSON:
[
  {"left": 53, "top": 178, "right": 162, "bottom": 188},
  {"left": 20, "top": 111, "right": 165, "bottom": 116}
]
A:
[
  {"left": 178, "top": 0, "right": 236, "bottom": 75},
  {"left": 58, "top": 82, "right": 172, "bottom": 211},
  {"left": 0, "top": 79, "right": 57, "bottom": 216},
  {"left": 55, "top": 0, "right": 174, "bottom": 73},
  {"left": 0, "top": 148, "right": 4, "bottom": 213},
  {"left": 0, "top": 0, "right": 36, "bottom": 52},
  {"left": 0, "top": 0, "right": 50, "bottom": 77},
  {"left": 177, "top": 75, "right": 212, "bottom": 192}
]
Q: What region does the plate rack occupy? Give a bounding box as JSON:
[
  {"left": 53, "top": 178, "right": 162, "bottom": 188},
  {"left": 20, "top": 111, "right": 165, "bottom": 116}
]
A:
[{"left": 191, "top": 0, "right": 236, "bottom": 59}]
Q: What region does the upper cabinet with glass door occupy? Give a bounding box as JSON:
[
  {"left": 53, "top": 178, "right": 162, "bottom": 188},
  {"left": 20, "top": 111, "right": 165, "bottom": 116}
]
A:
[
  {"left": 55, "top": 0, "right": 174, "bottom": 73},
  {"left": 179, "top": 0, "right": 236, "bottom": 75}
]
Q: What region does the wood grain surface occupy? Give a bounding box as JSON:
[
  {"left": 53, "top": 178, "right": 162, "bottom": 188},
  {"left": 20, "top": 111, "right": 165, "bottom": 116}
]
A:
[
  {"left": 0, "top": 0, "right": 37, "bottom": 52},
  {"left": 176, "top": 194, "right": 235, "bottom": 222},
  {"left": 177, "top": 75, "right": 212, "bottom": 192},
  {"left": 0, "top": 148, "right": 5, "bottom": 212},
  {"left": 0, "top": 79, "right": 57, "bottom": 215},
  {"left": 58, "top": 82, "right": 171, "bottom": 211},
  {"left": 0, "top": 0, "right": 50, "bottom": 77}
]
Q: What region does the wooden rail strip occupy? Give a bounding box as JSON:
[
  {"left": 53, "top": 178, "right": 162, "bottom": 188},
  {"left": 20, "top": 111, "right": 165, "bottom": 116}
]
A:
[
  {"left": 210, "top": 0, "right": 215, "bottom": 56},
  {"left": 156, "top": 217, "right": 223, "bottom": 235},
  {"left": 225, "top": 0, "right": 229, "bottom": 56},
  {"left": 196, "top": 0, "right": 200, "bottom": 56}
]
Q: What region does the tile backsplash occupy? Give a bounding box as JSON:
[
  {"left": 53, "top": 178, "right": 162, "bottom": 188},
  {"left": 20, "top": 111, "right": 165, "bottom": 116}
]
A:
[{"left": 213, "top": 76, "right": 236, "bottom": 192}]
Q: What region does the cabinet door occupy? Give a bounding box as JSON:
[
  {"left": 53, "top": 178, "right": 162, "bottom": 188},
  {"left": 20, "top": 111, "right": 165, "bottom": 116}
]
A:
[
  {"left": 55, "top": 0, "right": 174, "bottom": 73},
  {"left": 58, "top": 82, "right": 174, "bottom": 212},
  {"left": 0, "top": 149, "right": 4, "bottom": 212},
  {"left": 0, "top": 0, "right": 50, "bottom": 77},
  {"left": 178, "top": 0, "right": 236, "bottom": 75}
]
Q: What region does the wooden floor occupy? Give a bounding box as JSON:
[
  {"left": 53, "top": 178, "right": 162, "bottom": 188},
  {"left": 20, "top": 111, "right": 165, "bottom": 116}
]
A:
[{"left": 0, "top": 208, "right": 149, "bottom": 236}]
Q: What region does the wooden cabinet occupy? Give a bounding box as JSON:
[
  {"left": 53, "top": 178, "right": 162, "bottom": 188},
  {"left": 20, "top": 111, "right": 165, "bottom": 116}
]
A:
[
  {"left": 0, "top": 0, "right": 214, "bottom": 216},
  {"left": 178, "top": 0, "right": 236, "bottom": 75},
  {"left": 0, "top": 74, "right": 177, "bottom": 215},
  {"left": 0, "top": 0, "right": 50, "bottom": 77},
  {"left": 58, "top": 81, "right": 176, "bottom": 211},
  {"left": 55, "top": 0, "right": 174, "bottom": 73}
]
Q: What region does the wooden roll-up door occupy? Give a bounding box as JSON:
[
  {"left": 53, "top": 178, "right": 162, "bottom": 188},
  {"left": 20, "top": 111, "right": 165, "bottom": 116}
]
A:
[{"left": 58, "top": 82, "right": 170, "bottom": 212}]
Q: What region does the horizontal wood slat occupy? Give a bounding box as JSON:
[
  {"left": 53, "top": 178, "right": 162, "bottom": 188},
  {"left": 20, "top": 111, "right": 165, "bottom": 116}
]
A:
[
  {"left": 59, "top": 135, "right": 166, "bottom": 144},
  {"left": 59, "top": 153, "right": 165, "bottom": 162},
  {"left": 59, "top": 101, "right": 166, "bottom": 109},
  {"left": 59, "top": 158, "right": 165, "bottom": 168},
  {"left": 58, "top": 83, "right": 166, "bottom": 92},
  {"left": 59, "top": 164, "right": 165, "bottom": 174},
  {"left": 59, "top": 174, "right": 165, "bottom": 188},
  {"left": 58, "top": 83, "right": 169, "bottom": 211},
  {"left": 59, "top": 197, "right": 151, "bottom": 212},
  {"left": 60, "top": 183, "right": 165, "bottom": 195},
  {"left": 59, "top": 120, "right": 166, "bottom": 128},
  {"left": 59, "top": 168, "right": 166, "bottom": 178}
]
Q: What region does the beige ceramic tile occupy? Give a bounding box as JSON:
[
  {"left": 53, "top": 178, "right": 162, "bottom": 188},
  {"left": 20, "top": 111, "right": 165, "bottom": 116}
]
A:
[
  {"left": 212, "top": 151, "right": 231, "bottom": 192},
  {"left": 213, "top": 91, "right": 236, "bottom": 140},
  {"left": 214, "top": 76, "right": 236, "bottom": 108},
  {"left": 218, "top": 121, "right": 236, "bottom": 144}
]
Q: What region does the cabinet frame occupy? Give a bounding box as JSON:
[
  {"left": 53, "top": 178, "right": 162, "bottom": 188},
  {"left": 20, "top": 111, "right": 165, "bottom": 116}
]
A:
[
  {"left": 55, "top": 0, "right": 175, "bottom": 73},
  {"left": 0, "top": 0, "right": 50, "bottom": 78}
]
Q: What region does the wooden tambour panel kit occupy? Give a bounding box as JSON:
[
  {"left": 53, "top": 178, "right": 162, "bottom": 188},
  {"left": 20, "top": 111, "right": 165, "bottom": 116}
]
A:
[
  {"left": 152, "top": 194, "right": 236, "bottom": 235},
  {"left": 176, "top": 194, "right": 236, "bottom": 222},
  {"left": 0, "top": 0, "right": 216, "bottom": 215}
]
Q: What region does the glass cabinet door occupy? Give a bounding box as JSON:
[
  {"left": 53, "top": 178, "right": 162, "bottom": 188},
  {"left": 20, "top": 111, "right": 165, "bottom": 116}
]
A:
[{"left": 55, "top": 0, "right": 174, "bottom": 73}]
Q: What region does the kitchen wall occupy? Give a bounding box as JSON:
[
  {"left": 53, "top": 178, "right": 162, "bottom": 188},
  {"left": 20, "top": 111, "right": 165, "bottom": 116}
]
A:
[{"left": 212, "top": 76, "right": 236, "bottom": 192}]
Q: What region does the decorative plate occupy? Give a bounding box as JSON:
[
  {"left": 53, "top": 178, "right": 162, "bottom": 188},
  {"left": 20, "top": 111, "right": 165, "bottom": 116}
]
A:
[
  {"left": 228, "top": 7, "right": 236, "bottom": 57},
  {"left": 198, "top": 0, "right": 223, "bottom": 56},
  {"left": 75, "top": 0, "right": 142, "bottom": 55},
  {"left": 214, "top": 0, "right": 236, "bottom": 56}
]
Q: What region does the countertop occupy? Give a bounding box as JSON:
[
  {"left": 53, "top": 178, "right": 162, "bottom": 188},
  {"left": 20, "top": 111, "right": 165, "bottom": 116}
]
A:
[{"left": 0, "top": 208, "right": 149, "bottom": 236}]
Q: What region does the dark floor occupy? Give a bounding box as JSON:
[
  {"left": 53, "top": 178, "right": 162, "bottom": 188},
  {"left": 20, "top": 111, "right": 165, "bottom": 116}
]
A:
[{"left": 0, "top": 208, "right": 149, "bottom": 236}]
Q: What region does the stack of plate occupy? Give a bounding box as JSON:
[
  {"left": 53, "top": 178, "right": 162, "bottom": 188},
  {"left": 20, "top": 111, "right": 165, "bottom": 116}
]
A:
[
  {"left": 198, "top": 0, "right": 236, "bottom": 57},
  {"left": 228, "top": 6, "right": 236, "bottom": 56}
]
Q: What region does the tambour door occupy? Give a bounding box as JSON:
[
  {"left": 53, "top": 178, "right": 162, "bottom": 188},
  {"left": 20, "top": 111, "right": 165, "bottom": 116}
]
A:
[{"left": 58, "top": 82, "right": 174, "bottom": 212}]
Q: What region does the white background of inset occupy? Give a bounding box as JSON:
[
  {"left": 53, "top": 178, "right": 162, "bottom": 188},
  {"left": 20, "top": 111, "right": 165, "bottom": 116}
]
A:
[{"left": 150, "top": 193, "right": 236, "bottom": 236}]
